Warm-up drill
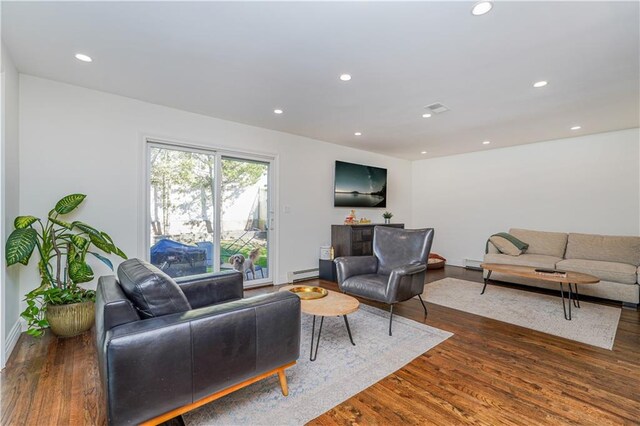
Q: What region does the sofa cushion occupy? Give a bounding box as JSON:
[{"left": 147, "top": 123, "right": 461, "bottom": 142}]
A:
[
  {"left": 565, "top": 233, "right": 640, "bottom": 266},
  {"left": 117, "top": 258, "right": 192, "bottom": 319},
  {"left": 484, "top": 253, "right": 562, "bottom": 270},
  {"left": 489, "top": 234, "right": 528, "bottom": 256},
  {"left": 509, "top": 228, "right": 568, "bottom": 258},
  {"left": 556, "top": 259, "right": 637, "bottom": 285}
]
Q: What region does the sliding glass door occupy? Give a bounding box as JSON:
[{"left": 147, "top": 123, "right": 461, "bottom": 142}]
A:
[
  {"left": 220, "top": 157, "right": 270, "bottom": 282},
  {"left": 147, "top": 142, "right": 272, "bottom": 286}
]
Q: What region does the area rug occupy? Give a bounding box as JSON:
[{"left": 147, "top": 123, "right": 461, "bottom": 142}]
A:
[
  {"left": 183, "top": 304, "right": 452, "bottom": 425},
  {"left": 421, "top": 278, "right": 621, "bottom": 350}
]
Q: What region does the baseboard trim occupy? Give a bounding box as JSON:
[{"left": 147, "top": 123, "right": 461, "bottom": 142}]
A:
[{"left": 4, "top": 320, "right": 22, "bottom": 366}]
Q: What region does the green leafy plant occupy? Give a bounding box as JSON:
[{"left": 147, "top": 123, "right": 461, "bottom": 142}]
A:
[
  {"left": 382, "top": 211, "right": 394, "bottom": 219},
  {"left": 5, "top": 194, "right": 127, "bottom": 337}
]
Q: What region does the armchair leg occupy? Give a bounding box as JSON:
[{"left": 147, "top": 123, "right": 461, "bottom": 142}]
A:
[
  {"left": 277, "top": 369, "right": 289, "bottom": 396},
  {"left": 389, "top": 304, "right": 394, "bottom": 336},
  {"left": 418, "top": 294, "right": 428, "bottom": 317}
]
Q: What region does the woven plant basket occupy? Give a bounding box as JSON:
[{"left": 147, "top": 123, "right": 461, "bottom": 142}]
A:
[{"left": 45, "top": 301, "right": 95, "bottom": 338}]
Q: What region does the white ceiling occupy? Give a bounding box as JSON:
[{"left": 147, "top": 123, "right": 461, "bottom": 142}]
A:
[{"left": 2, "top": 1, "right": 639, "bottom": 160}]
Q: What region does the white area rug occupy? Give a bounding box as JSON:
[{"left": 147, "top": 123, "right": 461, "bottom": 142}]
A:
[
  {"left": 422, "top": 278, "right": 621, "bottom": 350},
  {"left": 183, "top": 304, "right": 452, "bottom": 425}
]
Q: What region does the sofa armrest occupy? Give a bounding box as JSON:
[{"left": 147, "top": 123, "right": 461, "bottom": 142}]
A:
[
  {"left": 96, "top": 276, "right": 141, "bottom": 332},
  {"left": 175, "top": 270, "right": 243, "bottom": 308},
  {"left": 102, "top": 291, "right": 300, "bottom": 425},
  {"left": 334, "top": 256, "right": 378, "bottom": 285}
]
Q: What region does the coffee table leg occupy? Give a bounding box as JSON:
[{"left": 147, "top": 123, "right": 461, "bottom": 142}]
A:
[
  {"left": 570, "top": 283, "right": 581, "bottom": 308},
  {"left": 559, "top": 283, "right": 572, "bottom": 320},
  {"left": 481, "top": 270, "right": 492, "bottom": 295},
  {"left": 343, "top": 315, "right": 355, "bottom": 346},
  {"left": 310, "top": 315, "right": 324, "bottom": 362}
]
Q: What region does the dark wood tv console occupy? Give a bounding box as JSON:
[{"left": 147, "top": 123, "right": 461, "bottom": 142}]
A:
[
  {"left": 331, "top": 223, "right": 405, "bottom": 257},
  {"left": 319, "top": 224, "right": 405, "bottom": 282}
]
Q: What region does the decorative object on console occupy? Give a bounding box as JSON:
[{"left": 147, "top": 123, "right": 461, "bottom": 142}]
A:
[
  {"left": 5, "top": 193, "right": 127, "bottom": 337},
  {"left": 319, "top": 246, "right": 332, "bottom": 260},
  {"left": 382, "top": 211, "right": 393, "bottom": 224},
  {"left": 334, "top": 161, "right": 387, "bottom": 208},
  {"left": 344, "top": 209, "right": 357, "bottom": 224}
]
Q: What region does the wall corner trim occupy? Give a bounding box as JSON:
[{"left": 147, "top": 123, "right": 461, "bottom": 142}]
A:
[{"left": 3, "top": 319, "right": 22, "bottom": 368}]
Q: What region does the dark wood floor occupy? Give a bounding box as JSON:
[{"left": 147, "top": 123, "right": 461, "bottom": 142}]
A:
[{"left": 2, "top": 266, "right": 639, "bottom": 425}]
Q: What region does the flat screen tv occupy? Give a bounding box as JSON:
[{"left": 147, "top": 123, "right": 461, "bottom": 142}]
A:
[{"left": 334, "top": 160, "right": 387, "bottom": 208}]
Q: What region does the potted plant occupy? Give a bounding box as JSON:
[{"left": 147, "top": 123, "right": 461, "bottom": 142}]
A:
[
  {"left": 5, "top": 194, "right": 126, "bottom": 337},
  {"left": 382, "top": 211, "right": 393, "bottom": 224}
]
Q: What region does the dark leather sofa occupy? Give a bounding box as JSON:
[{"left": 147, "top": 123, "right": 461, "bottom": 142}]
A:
[{"left": 95, "top": 258, "right": 301, "bottom": 425}]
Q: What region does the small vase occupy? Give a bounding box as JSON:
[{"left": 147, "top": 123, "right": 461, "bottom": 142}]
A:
[{"left": 384, "top": 218, "right": 390, "bottom": 224}]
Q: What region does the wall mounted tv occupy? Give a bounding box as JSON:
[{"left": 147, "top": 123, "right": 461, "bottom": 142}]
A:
[{"left": 334, "top": 160, "right": 387, "bottom": 208}]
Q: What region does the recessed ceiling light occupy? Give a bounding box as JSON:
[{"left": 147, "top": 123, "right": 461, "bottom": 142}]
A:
[
  {"left": 533, "top": 80, "right": 548, "bottom": 88},
  {"left": 74, "top": 53, "right": 92, "bottom": 62},
  {"left": 422, "top": 113, "right": 432, "bottom": 118},
  {"left": 420, "top": 151, "right": 427, "bottom": 154},
  {"left": 482, "top": 141, "right": 491, "bottom": 145},
  {"left": 570, "top": 126, "right": 582, "bottom": 130},
  {"left": 340, "top": 74, "right": 352, "bottom": 81},
  {"left": 273, "top": 109, "right": 283, "bottom": 114},
  {"left": 354, "top": 132, "right": 362, "bottom": 136},
  {"left": 471, "top": 1, "right": 493, "bottom": 16}
]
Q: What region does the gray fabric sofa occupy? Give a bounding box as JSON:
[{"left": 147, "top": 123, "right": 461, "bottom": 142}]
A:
[{"left": 484, "top": 228, "right": 640, "bottom": 307}]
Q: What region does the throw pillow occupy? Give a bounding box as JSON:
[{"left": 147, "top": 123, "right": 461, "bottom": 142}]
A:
[
  {"left": 489, "top": 233, "right": 529, "bottom": 256},
  {"left": 117, "top": 258, "right": 192, "bottom": 318}
]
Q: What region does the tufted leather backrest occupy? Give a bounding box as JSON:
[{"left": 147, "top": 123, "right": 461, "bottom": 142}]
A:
[
  {"left": 374, "top": 227, "right": 434, "bottom": 275},
  {"left": 117, "top": 258, "right": 192, "bottom": 319}
]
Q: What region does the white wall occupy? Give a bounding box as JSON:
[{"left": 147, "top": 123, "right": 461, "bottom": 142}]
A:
[
  {"left": 411, "top": 128, "right": 640, "bottom": 266},
  {"left": 1, "top": 43, "right": 22, "bottom": 367},
  {"left": 18, "top": 75, "right": 412, "bottom": 298}
]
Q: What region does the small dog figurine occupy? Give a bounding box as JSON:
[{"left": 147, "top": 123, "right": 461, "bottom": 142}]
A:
[{"left": 229, "top": 247, "right": 261, "bottom": 279}]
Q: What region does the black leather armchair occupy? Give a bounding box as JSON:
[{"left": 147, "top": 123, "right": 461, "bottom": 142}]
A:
[
  {"left": 334, "top": 226, "right": 434, "bottom": 335},
  {"left": 95, "top": 259, "right": 300, "bottom": 425}
]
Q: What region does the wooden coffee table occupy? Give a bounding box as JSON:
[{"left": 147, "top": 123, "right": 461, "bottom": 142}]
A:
[
  {"left": 280, "top": 285, "right": 359, "bottom": 361},
  {"left": 480, "top": 263, "right": 600, "bottom": 320}
]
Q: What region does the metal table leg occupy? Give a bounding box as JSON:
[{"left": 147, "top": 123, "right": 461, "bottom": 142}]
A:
[
  {"left": 569, "top": 283, "right": 581, "bottom": 308},
  {"left": 481, "top": 270, "right": 492, "bottom": 295},
  {"left": 343, "top": 315, "right": 355, "bottom": 346},
  {"left": 559, "top": 283, "right": 572, "bottom": 320},
  {"left": 309, "top": 315, "right": 324, "bottom": 362}
]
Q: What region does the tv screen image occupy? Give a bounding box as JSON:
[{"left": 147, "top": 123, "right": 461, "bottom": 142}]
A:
[{"left": 334, "top": 160, "right": 387, "bottom": 208}]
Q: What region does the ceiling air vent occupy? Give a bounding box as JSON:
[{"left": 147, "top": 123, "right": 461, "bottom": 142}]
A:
[{"left": 425, "top": 102, "right": 450, "bottom": 114}]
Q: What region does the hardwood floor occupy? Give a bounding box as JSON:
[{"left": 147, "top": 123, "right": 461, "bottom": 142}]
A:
[{"left": 1, "top": 266, "right": 638, "bottom": 425}]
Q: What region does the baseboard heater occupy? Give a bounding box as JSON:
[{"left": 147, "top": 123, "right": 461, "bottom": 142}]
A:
[
  {"left": 464, "top": 259, "right": 483, "bottom": 270},
  {"left": 287, "top": 268, "right": 319, "bottom": 283}
]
